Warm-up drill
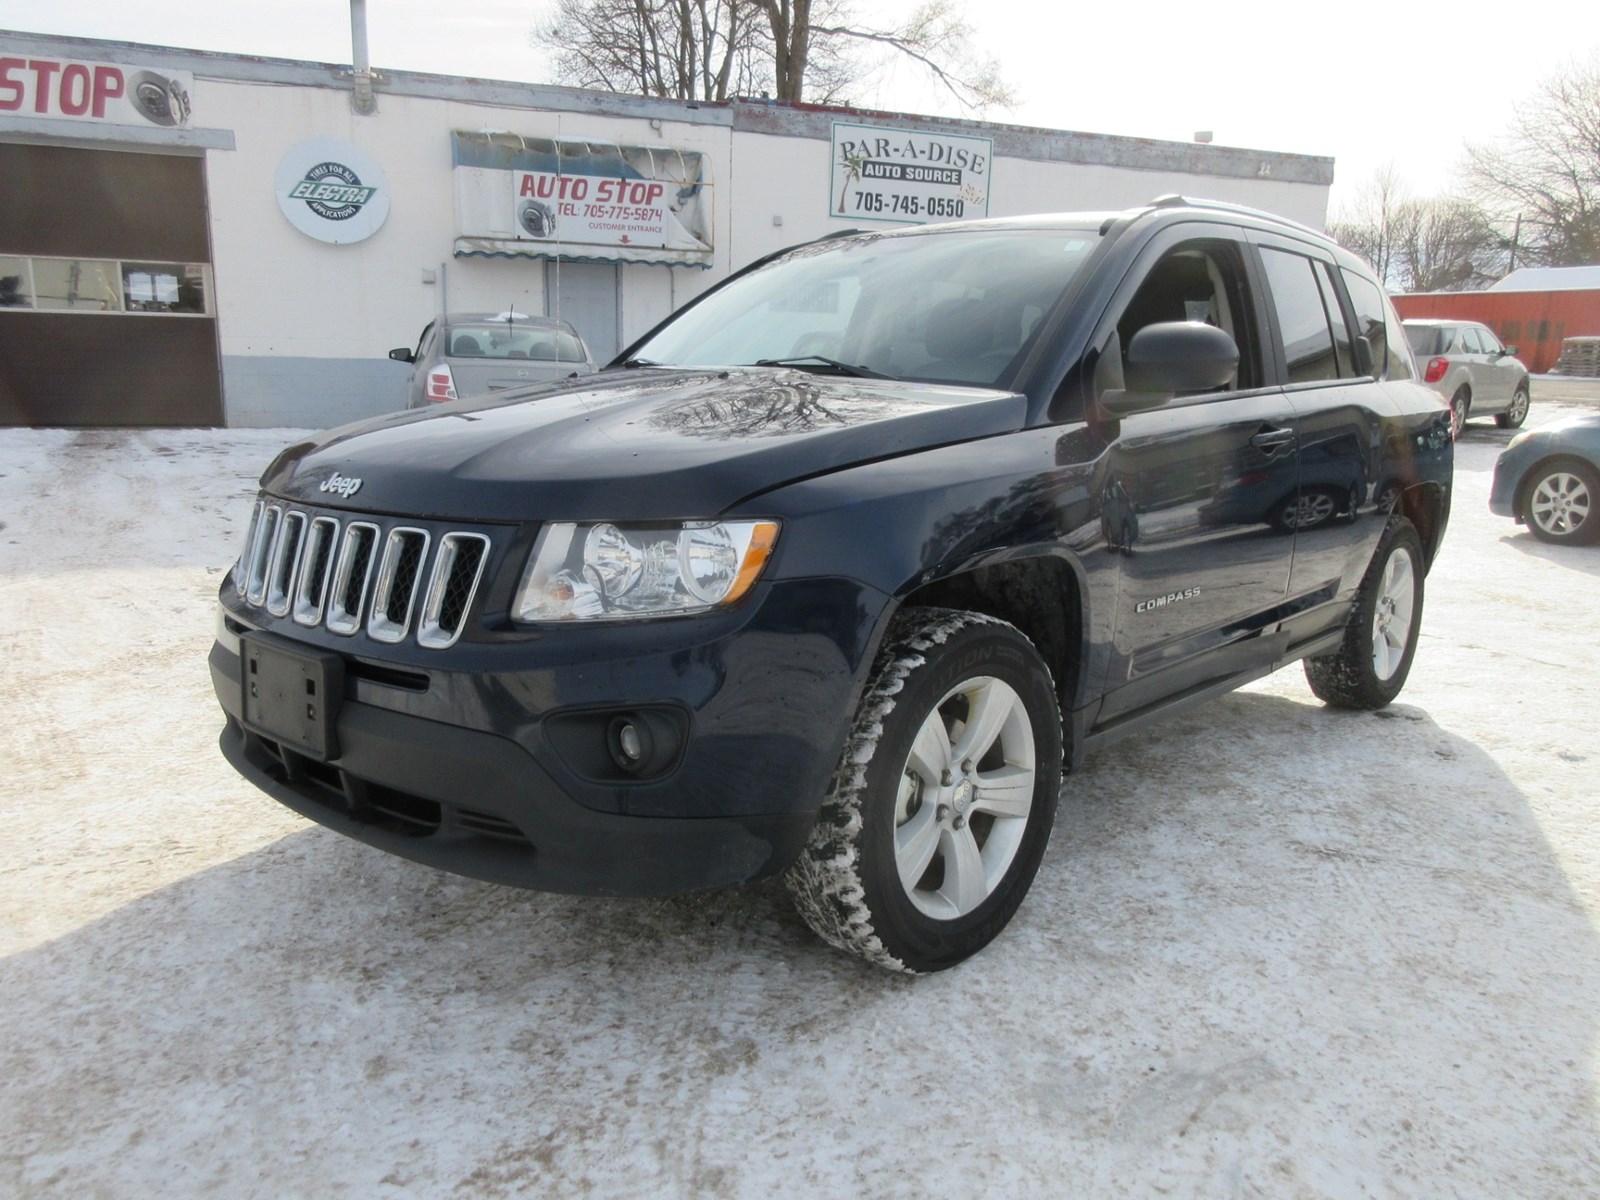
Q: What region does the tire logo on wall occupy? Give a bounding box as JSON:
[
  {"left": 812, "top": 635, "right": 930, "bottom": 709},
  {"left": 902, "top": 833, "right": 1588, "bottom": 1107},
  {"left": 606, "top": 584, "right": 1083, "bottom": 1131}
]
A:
[
  {"left": 518, "top": 198, "right": 556, "bottom": 239},
  {"left": 274, "top": 138, "right": 391, "bottom": 245},
  {"left": 290, "top": 161, "right": 375, "bottom": 221},
  {"left": 127, "top": 70, "right": 192, "bottom": 127}
]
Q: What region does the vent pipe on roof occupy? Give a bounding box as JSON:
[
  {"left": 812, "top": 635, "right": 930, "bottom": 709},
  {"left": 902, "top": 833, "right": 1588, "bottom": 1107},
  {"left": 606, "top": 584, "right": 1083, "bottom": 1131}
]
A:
[{"left": 349, "top": 0, "right": 377, "bottom": 115}]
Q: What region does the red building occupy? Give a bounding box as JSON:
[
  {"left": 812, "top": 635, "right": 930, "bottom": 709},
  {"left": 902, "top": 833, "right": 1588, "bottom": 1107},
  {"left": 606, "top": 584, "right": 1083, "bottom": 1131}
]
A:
[{"left": 1391, "top": 266, "right": 1600, "bottom": 374}]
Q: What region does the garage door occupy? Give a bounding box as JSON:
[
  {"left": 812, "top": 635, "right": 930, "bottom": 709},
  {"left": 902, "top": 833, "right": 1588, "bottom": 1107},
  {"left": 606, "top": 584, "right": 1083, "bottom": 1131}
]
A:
[{"left": 0, "top": 142, "right": 222, "bottom": 427}]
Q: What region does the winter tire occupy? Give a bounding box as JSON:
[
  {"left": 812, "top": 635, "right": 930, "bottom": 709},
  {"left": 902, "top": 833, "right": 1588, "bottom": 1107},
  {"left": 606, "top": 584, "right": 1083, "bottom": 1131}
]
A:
[
  {"left": 1304, "top": 516, "right": 1425, "bottom": 710},
  {"left": 1522, "top": 457, "right": 1599, "bottom": 545},
  {"left": 1495, "top": 384, "right": 1530, "bottom": 429},
  {"left": 1448, "top": 388, "right": 1469, "bottom": 440},
  {"left": 785, "top": 608, "right": 1064, "bottom": 973}
]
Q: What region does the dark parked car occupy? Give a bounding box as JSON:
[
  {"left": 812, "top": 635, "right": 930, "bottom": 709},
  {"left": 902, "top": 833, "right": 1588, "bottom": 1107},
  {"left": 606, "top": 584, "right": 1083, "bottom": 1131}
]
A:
[
  {"left": 1490, "top": 413, "right": 1600, "bottom": 545},
  {"left": 1403, "top": 318, "right": 1531, "bottom": 439},
  {"left": 214, "top": 197, "right": 1452, "bottom": 972},
  {"left": 389, "top": 311, "right": 595, "bottom": 408}
]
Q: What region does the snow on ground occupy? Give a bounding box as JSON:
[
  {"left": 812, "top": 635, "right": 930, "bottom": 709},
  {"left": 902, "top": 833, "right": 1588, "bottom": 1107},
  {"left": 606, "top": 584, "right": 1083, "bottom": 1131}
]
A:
[{"left": 1, "top": 391, "right": 1597, "bottom": 1198}]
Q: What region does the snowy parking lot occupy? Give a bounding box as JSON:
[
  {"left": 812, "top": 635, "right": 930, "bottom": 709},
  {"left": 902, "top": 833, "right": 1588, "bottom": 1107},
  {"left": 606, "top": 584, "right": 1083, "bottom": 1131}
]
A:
[{"left": 2, "top": 384, "right": 1597, "bottom": 1197}]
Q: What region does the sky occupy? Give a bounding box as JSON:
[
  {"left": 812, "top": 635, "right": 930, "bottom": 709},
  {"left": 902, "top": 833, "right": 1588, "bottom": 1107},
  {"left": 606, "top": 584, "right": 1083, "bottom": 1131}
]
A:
[{"left": 2, "top": 0, "right": 1596, "bottom": 212}]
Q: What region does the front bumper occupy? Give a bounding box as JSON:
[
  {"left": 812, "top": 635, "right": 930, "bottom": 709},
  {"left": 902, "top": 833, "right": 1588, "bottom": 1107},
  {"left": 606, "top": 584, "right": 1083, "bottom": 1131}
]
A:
[
  {"left": 217, "top": 710, "right": 813, "bottom": 896},
  {"left": 1489, "top": 445, "right": 1533, "bottom": 519},
  {"left": 211, "top": 574, "right": 886, "bottom": 895}
]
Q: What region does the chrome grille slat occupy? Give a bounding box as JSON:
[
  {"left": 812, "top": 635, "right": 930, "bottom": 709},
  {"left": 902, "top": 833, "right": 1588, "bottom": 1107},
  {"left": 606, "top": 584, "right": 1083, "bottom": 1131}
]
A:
[
  {"left": 325, "top": 522, "right": 380, "bottom": 636},
  {"left": 244, "top": 504, "right": 281, "bottom": 607},
  {"left": 236, "top": 499, "right": 265, "bottom": 598},
  {"left": 264, "top": 511, "right": 306, "bottom": 617},
  {"left": 368, "top": 528, "right": 430, "bottom": 644},
  {"left": 418, "top": 533, "right": 491, "bottom": 650},
  {"left": 292, "top": 517, "right": 340, "bottom": 627}
]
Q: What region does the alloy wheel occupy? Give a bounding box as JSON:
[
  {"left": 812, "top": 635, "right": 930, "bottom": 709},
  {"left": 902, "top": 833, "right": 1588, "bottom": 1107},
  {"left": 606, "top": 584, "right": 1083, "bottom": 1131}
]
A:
[
  {"left": 1530, "top": 471, "right": 1592, "bottom": 538},
  {"left": 894, "top": 676, "right": 1036, "bottom": 920},
  {"left": 1370, "top": 547, "right": 1416, "bottom": 681}
]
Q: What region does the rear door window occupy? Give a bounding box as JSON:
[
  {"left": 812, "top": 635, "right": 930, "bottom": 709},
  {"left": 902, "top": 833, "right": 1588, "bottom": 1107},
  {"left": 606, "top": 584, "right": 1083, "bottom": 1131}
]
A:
[
  {"left": 1259, "top": 247, "right": 1339, "bottom": 384},
  {"left": 1313, "top": 262, "right": 1357, "bottom": 378}
]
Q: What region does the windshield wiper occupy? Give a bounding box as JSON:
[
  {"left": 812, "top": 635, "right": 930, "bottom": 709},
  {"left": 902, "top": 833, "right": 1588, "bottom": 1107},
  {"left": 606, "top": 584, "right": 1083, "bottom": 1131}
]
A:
[
  {"left": 752, "top": 355, "right": 893, "bottom": 380},
  {"left": 617, "top": 356, "right": 662, "bottom": 368}
]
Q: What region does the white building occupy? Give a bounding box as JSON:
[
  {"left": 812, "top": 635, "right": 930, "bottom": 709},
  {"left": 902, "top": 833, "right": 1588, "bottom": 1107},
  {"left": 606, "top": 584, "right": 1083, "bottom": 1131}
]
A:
[{"left": 0, "top": 29, "right": 1335, "bottom": 428}]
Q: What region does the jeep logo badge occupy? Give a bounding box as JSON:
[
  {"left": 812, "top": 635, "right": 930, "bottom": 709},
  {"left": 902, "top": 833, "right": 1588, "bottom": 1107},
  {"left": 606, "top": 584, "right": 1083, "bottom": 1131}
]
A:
[{"left": 319, "top": 472, "right": 363, "bottom": 498}]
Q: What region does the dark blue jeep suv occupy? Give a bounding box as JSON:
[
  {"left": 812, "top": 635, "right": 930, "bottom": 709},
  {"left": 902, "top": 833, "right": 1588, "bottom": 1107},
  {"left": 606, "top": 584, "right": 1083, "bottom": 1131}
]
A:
[{"left": 212, "top": 197, "right": 1451, "bottom": 972}]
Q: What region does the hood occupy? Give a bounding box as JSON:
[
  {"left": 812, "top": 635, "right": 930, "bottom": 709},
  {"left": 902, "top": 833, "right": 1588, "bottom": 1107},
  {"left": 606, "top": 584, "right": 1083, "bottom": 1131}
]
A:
[{"left": 262, "top": 368, "right": 1027, "bottom": 520}]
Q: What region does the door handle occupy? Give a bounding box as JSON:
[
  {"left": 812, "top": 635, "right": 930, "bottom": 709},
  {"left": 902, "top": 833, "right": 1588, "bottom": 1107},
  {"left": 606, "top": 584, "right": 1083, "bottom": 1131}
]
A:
[{"left": 1250, "top": 426, "right": 1295, "bottom": 452}]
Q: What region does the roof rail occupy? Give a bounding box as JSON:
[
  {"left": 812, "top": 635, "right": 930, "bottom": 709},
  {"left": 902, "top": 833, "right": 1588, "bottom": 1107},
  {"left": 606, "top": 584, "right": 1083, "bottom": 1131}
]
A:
[{"left": 1146, "top": 194, "right": 1325, "bottom": 239}]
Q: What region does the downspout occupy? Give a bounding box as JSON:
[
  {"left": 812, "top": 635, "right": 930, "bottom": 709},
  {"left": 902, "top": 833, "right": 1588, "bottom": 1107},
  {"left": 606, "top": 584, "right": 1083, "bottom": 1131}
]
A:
[{"left": 349, "top": 0, "right": 377, "bottom": 115}]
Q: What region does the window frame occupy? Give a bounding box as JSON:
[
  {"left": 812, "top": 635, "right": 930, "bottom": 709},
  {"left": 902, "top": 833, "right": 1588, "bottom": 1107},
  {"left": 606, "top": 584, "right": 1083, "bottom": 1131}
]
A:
[{"left": 1082, "top": 222, "right": 1276, "bottom": 416}]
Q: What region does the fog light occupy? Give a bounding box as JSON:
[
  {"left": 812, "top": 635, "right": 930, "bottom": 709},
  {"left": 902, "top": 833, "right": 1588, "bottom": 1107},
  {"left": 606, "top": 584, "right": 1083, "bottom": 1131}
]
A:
[
  {"left": 608, "top": 715, "right": 654, "bottom": 774},
  {"left": 618, "top": 722, "right": 644, "bottom": 762},
  {"left": 601, "top": 710, "right": 685, "bottom": 778}
]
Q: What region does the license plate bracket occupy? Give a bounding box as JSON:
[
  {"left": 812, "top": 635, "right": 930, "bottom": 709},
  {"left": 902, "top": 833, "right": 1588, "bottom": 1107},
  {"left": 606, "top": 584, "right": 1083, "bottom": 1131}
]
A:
[{"left": 240, "top": 632, "right": 344, "bottom": 761}]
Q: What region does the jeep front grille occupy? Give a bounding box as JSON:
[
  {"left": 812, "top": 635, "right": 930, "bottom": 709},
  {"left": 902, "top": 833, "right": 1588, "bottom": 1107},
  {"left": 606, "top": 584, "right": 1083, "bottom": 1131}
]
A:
[{"left": 236, "top": 504, "right": 495, "bottom": 649}]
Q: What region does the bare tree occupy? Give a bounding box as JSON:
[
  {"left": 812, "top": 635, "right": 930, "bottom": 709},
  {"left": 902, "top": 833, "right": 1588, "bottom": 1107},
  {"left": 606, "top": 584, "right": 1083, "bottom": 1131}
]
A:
[
  {"left": 1328, "top": 166, "right": 1504, "bottom": 291},
  {"left": 1467, "top": 55, "right": 1600, "bottom": 267},
  {"left": 1327, "top": 164, "right": 1409, "bottom": 285},
  {"left": 1393, "top": 197, "right": 1503, "bottom": 292},
  {"left": 535, "top": 0, "right": 768, "bottom": 102},
  {"left": 533, "top": 0, "right": 1015, "bottom": 111}
]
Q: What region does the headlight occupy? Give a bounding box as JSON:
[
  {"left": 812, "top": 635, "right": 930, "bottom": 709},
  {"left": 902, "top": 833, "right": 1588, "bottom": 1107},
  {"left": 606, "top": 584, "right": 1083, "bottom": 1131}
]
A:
[{"left": 514, "top": 519, "right": 780, "bottom": 621}]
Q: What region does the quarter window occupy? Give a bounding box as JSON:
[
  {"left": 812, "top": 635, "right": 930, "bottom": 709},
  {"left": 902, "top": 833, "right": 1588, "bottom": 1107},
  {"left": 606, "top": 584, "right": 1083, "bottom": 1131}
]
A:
[{"left": 1341, "top": 270, "right": 1394, "bottom": 378}]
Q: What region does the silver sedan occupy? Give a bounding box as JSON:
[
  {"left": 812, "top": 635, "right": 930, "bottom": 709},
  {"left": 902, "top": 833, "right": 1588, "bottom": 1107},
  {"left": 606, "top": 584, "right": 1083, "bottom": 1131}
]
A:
[{"left": 389, "top": 311, "right": 596, "bottom": 409}]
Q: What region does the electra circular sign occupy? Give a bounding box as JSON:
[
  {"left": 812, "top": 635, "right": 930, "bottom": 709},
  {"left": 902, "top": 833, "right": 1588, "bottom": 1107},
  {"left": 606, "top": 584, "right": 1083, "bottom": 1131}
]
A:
[{"left": 274, "top": 138, "right": 390, "bottom": 245}]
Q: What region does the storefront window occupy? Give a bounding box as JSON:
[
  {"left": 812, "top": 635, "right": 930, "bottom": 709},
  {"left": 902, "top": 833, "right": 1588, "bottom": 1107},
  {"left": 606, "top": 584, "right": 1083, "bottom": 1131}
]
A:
[
  {"left": 0, "top": 256, "right": 211, "bottom": 316},
  {"left": 32, "top": 259, "right": 122, "bottom": 312},
  {"left": 0, "top": 257, "right": 31, "bottom": 308},
  {"left": 122, "top": 262, "right": 207, "bottom": 314}
]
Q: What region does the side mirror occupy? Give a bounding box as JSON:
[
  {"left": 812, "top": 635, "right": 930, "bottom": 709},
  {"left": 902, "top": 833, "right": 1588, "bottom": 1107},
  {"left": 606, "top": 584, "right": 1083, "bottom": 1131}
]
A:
[
  {"left": 1501, "top": 344, "right": 1518, "bottom": 357},
  {"left": 1100, "top": 322, "right": 1239, "bottom": 415},
  {"left": 388, "top": 347, "right": 415, "bottom": 363}
]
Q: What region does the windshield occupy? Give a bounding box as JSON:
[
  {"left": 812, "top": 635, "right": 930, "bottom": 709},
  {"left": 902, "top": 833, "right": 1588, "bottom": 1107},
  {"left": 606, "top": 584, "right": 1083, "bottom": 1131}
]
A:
[
  {"left": 446, "top": 323, "right": 587, "bottom": 363},
  {"left": 632, "top": 228, "right": 1100, "bottom": 388}
]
